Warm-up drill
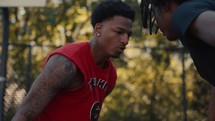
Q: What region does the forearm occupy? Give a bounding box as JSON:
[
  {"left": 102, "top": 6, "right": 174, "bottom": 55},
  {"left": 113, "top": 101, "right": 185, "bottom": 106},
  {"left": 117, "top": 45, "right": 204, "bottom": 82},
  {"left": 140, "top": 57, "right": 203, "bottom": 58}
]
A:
[
  {"left": 11, "top": 103, "right": 40, "bottom": 121},
  {"left": 11, "top": 113, "right": 28, "bottom": 121},
  {"left": 208, "top": 86, "right": 215, "bottom": 121}
]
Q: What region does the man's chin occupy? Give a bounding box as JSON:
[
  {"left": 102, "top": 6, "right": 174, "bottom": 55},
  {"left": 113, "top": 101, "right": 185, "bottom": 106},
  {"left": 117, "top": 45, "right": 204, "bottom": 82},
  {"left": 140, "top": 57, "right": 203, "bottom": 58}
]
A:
[
  {"left": 166, "top": 36, "right": 178, "bottom": 41},
  {"left": 111, "top": 53, "right": 121, "bottom": 58},
  {"left": 112, "top": 55, "right": 120, "bottom": 58}
]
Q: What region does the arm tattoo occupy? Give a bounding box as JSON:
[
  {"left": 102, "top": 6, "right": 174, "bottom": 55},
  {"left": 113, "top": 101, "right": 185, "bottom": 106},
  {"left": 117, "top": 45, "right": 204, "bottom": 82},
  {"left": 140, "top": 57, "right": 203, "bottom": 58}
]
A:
[{"left": 16, "top": 54, "right": 79, "bottom": 120}]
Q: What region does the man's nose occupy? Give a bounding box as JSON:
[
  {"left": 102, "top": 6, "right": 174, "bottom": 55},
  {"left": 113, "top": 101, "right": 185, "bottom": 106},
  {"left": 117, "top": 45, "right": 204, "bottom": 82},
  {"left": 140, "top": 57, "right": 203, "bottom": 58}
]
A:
[{"left": 121, "top": 34, "right": 129, "bottom": 45}]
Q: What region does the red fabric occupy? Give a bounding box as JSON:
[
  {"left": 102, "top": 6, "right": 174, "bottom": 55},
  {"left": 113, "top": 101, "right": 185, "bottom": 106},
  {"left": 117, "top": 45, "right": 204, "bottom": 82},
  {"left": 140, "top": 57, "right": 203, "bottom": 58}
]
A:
[{"left": 34, "top": 42, "right": 117, "bottom": 121}]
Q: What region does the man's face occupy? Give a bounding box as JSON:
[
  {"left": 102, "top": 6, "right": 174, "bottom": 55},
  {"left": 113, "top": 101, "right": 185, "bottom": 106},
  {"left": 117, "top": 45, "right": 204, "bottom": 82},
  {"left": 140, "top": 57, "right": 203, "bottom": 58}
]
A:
[
  {"left": 96, "top": 16, "right": 133, "bottom": 58},
  {"left": 153, "top": 5, "right": 178, "bottom": 41}
]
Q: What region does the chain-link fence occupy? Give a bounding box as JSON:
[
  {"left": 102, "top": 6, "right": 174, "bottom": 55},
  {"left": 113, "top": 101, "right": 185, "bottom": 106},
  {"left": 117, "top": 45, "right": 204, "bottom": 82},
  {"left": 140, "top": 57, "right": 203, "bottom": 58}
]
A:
[{"left": 1, "top": 43, "right": 57, "bottom": 121}]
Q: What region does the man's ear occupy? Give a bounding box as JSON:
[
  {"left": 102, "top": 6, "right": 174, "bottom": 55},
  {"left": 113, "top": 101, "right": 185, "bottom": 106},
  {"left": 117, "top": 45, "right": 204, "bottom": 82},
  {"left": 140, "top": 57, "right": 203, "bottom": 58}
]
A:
[
  {"left": 94, "top": 23, "right": 103, "bottom": 37},
  {"left": 94, "top": 23, "right": 102, "bottom": 33}
]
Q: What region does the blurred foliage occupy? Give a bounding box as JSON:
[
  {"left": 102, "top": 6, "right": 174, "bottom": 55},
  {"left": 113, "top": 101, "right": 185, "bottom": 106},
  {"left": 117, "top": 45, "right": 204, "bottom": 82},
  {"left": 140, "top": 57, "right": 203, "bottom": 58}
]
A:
[{"left": 0, "top": 0, "right": 212, "bottom": 121}]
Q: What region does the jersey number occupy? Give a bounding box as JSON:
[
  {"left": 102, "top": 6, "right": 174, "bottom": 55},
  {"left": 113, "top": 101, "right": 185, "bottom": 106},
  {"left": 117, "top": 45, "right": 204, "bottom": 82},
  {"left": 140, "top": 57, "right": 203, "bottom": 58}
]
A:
[{"left": 90, "top": 102, "right": 101, "bottom": 121}]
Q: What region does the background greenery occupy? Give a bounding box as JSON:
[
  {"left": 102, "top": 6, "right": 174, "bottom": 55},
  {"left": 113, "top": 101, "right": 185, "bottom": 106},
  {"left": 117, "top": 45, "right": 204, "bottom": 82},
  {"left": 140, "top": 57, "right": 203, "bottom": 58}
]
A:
[{"left": 0, "top": 0, "right": 212, "bottom": 121}]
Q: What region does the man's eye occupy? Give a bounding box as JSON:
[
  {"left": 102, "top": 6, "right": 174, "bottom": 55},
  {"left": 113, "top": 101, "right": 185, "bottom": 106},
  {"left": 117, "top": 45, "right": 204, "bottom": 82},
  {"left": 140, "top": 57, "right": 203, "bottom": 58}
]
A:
[
  {"left": 127, "top": 32, "right": 132, "bottom": 37},
  {"left": 116, "top": 31, "right": 123, "bottom": 35}
]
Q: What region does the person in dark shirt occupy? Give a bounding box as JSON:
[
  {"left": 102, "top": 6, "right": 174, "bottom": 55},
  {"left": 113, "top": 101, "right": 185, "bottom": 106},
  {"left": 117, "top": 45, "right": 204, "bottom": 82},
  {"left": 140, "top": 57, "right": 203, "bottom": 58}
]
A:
[{"left": 141, "top": 0, "right": 215, "bottom": 120}]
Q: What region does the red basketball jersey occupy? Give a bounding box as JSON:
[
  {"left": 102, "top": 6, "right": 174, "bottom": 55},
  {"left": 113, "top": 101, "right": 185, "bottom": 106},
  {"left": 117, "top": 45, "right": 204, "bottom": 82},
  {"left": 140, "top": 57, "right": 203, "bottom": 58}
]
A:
[{"left": 34, "top": 42, "right": 117, "bottom": 121}]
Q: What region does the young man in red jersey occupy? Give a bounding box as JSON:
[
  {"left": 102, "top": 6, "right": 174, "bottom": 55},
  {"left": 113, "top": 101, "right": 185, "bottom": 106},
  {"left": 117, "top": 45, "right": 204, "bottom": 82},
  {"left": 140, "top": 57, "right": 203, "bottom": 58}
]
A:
[{"left": 12, "top": 0, "right": 135, "bottom": 121}]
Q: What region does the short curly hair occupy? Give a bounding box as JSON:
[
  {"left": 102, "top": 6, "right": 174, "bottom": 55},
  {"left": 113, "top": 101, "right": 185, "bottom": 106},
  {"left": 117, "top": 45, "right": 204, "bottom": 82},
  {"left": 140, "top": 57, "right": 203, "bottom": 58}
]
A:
[{"left": 91, "top": 0, "right": 135, "bottom": 28}]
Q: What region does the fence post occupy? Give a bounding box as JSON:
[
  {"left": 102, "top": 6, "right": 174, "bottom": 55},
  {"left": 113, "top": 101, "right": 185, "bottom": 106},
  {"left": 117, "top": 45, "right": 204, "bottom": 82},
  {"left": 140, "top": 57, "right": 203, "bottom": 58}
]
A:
[
  {"left": 0, "top": 8, "right": 9, "bottom": 121},
  {"left": 181, "top": 48, "right": 187, "bottom": 121},
  {"left": 26, "top": 46, "right": 32, "bottom": 92}
]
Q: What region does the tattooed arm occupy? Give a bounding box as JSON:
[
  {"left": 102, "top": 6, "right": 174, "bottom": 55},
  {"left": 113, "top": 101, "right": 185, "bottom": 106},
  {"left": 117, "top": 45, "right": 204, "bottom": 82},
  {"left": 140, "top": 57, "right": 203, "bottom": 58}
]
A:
[{"left": 11, "top": 54, "right": 82, "bottom": 121}]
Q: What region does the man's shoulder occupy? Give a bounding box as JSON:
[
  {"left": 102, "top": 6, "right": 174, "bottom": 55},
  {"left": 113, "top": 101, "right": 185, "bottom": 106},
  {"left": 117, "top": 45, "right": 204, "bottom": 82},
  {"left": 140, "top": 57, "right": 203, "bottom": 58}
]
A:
[
  {"left": 62, "top": 41, "right": 89, "bottom": 49},
  {"left": 56, "top": 41, "right": 89, "bottom": 54},
  {"left": 172, "top": 0, "right": 214, "bottom": 38}
]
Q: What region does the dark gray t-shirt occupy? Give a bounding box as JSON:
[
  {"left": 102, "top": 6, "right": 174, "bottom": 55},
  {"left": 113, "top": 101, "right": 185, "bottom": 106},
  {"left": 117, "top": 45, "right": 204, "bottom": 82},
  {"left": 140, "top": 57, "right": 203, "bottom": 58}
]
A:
[{"left": 172, "top": 0, "right": 215, "bottom": 86}]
